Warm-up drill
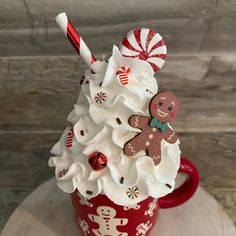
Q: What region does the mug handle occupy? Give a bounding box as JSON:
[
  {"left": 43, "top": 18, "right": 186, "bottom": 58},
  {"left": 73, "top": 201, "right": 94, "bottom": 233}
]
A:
[{"left": 158, "top": 156, "right": 199, "bottom": 209}]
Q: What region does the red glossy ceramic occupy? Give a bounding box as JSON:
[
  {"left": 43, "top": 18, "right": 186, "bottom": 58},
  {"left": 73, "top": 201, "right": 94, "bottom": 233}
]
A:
[{"left": 71, "top": 157, "right": 199, "bottom": 236}]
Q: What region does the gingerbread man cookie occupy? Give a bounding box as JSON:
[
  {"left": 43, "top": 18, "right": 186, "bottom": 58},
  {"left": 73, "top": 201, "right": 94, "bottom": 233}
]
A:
[
  {"left": 88, "top": 206, "right": 128, "bottom": 236},
  {"left": 124, "top": 92, "right": 180, "bottom": 165}
]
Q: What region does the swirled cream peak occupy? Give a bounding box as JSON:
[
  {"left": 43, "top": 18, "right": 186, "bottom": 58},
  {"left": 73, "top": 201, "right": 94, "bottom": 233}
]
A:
[{"left": 49, "top": 46, "right": 181, "bottom": 206}]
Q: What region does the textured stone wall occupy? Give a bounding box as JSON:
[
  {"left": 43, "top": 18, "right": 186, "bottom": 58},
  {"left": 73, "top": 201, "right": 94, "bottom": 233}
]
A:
[{"left": 0, "top": 0, "right": 236, "bottom": 56}]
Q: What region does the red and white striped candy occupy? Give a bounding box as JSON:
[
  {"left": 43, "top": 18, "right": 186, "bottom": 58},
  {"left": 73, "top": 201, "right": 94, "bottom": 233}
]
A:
[
  {"left": 120, "top": 28, "right": 167, "bottom": 74},
  {"left": 66, "top": 128, "right": 74, "bottom": 148},
  {"left": 55, "top": 12, "right": 96, "bottom": 69},
  {"left": 117, "top": 66, "right": 131, "bottom": 85}
]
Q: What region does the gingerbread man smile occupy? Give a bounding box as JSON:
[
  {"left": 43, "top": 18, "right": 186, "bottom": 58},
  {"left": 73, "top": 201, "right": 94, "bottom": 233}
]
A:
[
  {"left": 124, "top": 91, "right": 180, "bottom": 165},
  {"left": 157, "top": 109, "right": 168, "bottom": 117}
]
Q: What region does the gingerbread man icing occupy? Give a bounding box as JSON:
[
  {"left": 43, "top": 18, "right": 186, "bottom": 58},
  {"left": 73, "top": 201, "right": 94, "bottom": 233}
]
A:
[{"left": 124, "top": 92, "right": 180, "bottom": 165}]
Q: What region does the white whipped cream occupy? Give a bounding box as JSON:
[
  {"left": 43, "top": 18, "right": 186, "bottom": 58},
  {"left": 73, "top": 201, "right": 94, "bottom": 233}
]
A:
[{"left": 49, "top": 46, "right": 181, "bottom": 206}]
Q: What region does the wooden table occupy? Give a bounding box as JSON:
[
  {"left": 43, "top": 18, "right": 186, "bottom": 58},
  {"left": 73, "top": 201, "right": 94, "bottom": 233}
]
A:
[{"left": 1, "top": 178, "right": 235, "bottom": 236}]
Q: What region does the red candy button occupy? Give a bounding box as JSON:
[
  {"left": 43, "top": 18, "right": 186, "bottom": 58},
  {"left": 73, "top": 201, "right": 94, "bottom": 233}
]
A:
[{"left": 88, "top": 152, "right": 108, "bottom": 170}]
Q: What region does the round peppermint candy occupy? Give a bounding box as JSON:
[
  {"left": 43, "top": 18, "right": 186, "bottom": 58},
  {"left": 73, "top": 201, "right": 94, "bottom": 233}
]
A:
[{"left": 120, "top": 28, "right": 167, "bottom": 74}]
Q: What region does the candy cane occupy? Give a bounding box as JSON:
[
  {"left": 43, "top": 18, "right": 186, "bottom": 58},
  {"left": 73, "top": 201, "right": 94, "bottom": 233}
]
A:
[
  {"left": 117, "top": 66, "right": 131, "bottom": 85},
  {"left": 55, "top": 12, "right": 96, "bottom": 69},
  {"left": 120, "top": 28, "right": 167, "bottom": 74},
  {"left": 66, "top": 127, "right": 74, "bottom": 148}
]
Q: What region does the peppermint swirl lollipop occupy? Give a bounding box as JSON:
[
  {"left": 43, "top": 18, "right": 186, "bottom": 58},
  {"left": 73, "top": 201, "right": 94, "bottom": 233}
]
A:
[{"left": 120, "top": 28, "right": 167, "bottom": 73}]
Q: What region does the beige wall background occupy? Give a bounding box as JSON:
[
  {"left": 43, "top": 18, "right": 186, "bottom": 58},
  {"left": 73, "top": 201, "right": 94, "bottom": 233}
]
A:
[{"left": 0, "top": 0, "right": 236, "bottom": 230}]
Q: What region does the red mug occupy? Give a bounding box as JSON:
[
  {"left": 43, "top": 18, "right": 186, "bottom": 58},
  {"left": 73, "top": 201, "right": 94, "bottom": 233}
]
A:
[{"left": 71, "top": 157, "right": 199, "bottom": 236}]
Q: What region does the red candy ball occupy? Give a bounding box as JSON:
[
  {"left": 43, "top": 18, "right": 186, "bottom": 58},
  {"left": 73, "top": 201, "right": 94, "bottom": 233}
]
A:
[{"left": 88, "top": 152, "right": 108, "bottom": 171}]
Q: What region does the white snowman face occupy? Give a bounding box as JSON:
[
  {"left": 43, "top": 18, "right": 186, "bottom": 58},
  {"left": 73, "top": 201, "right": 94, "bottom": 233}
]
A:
[{"left": 97, "top": 206, "right": 116, "bottom": 217}]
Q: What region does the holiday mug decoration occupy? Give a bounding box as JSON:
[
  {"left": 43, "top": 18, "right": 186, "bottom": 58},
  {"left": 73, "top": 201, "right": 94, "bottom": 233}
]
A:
[
  {"left": 49, "top": 12, "right": 199, "bottom": 236},
  {"left": 71, "top": 158, "right": 199, "bottom": 236}
]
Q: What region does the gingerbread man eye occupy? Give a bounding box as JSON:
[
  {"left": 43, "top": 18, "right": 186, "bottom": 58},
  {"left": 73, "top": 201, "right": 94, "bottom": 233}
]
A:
[
  {"left": 168, "top": 106, "right": 173, "bottom": 111},
  {"left": 159, "top": 102, "right": 163, "bottom": 106}
]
